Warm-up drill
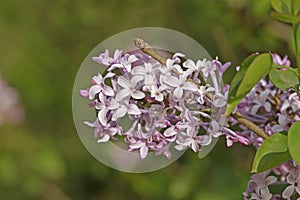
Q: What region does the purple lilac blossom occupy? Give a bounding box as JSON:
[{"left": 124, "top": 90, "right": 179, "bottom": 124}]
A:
[{"left": 80, "top": 48, "right": 244, "bottom": 159}]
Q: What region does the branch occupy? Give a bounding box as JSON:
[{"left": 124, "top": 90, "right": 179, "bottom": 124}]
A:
[
  {"left": 134, "top": 38, "right": 166, "bottom": 65},
  {"left": 231, "top": 112, "right": 269, "bottom": 139}
]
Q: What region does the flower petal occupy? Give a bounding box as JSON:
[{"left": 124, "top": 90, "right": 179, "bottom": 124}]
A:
[
  {"left": 117, "top": 76, "right": 131, "bottom": 88},
  {"left": 116, "top": 88, "right": 130, "bottom": 101},
  {"left": 98, "top": 134, "right": 110, "bottom": 143},
  {"left": 140, "top": 144, "right": 148, "bottom": 159},
  {"left": 102, "top": 85, "right": 114, "bottom": 96},
  {"left": 173, "top": 87, "right": 183, "bottom": 100},
  {"left": 182, "top": 81, "right": 198, "bottom": 91},
  {"left": 89, "top": 85, "right": 102, "bottom": 99},
  {"left": 131, "top": 90, "right": 145, "bottom": 99},
  {"left": 98, "top": 108, "right": 108, "bottom": 126},
  {"left": 112, "top": 106, "right": 127, "bottom": 121},
  {"left": 163, "top": 76, "right": 180, "bottom": 87},
  {"left": 127, "top": 104, "right": 141, "bottom": 115},
  {"left": 131, "top": 76, "right": 144, "bottom": 87},
  {"left": 282, "top": 185, "right": 295, "bottom": 199}
]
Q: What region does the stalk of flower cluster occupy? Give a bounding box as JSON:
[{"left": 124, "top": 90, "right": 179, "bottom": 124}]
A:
[{"left": 134, "top": 38, "right": 269, "bottom": 139}]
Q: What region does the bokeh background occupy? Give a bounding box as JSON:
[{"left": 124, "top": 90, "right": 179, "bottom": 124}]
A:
[{"left": 0, "top": 0, "right": 292, "bottom": 199}]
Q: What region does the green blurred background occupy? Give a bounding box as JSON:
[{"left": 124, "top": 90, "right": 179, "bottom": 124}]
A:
[{"left": 0, "top": 0, "right": 291, "bottom": 199}]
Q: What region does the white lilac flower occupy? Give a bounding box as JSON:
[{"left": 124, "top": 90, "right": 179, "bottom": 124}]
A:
[
  {"left": 282, "top": 169, "right": 300, "bottom": 199},
  {"left": 108, "top": 54, "right": 139, "bottom": 72},
  {"left": 95, "top": 93, "right": 111, "bottom": 126},
  {"left": 272, "top": 53, "right": 291, "bottom": 66},
  {"left": 162, "top": 74, "right": 198, "bottom": 101},
  {"left": 92, "top": 49, "right": 122, "bottom": 66},
  {"left": 160, "top": 58, "right": 183, "bottom": 77},
  {"left": 271, "top": 113, "right": 291, "bottom": 133},
  {"left": 88, "top": 72, "right": 115, "bottom": 99},
  {"left": 250, "top": 90, "right": 272, "bottom": 114},
  {"left": 175, "top": 129, "right": 211, "bottom": 152},
  {"left": 131, "top": 62, "right": 156, "bottom": 85},
  {"left": 115, "top": 76, "right": 145, "bottom": 101},
  {"left": 109, "top": 99, "right": 141, "bottom": 121},
  {"left": 143, "top": 84, "right": 168, "bottom": 102},
  {"left": 197, "top": 85, "right": 215, "bottom": 104}
]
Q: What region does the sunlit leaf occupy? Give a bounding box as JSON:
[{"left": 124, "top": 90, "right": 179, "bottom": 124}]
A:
[
  {"left": 251, "top": 132, "right": 291, "bottom": 173},
  {"left": 271, "top": 0, "right": 292, "bottom": 14},
  {"left": 288, "top": 121, "right": 300, "bottom": 165},
  {"left": 226, "top": 53, "right": 272, "bottom": 115},
  {"left": 271, "top": 12, "right": 300, "bottom": 24}
]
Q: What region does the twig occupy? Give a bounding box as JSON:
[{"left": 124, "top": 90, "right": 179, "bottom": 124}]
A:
[
  {"left": 134, "top": 37, "right": 269, "bottom": 139},
  {"left": 134, "top": 38, "right": 166, "bottom": 65},
  {"left": 231, "top": 112, "right": 269, "bottom": 139}
]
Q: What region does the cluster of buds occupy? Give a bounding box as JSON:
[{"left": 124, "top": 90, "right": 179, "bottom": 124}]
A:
[{"left": 80, "top": 46, "right": 250, "bottom": 159}]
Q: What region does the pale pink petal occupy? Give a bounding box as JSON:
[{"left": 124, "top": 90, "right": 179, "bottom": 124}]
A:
[
  {"left": 80, "top": 89, "right": 89, "bottom": 98},
  {"left": 129, "top": 140, "right": 144, "bottom": 149},
  {"left": 117, "top": 76, "right": 131, "bottom": 88},
  {"left": 251, "top": 105, "right": 261, "bottom": 114},
  {"left": 264, "top": 102, "right": 271, "bottom": 112},
  {"left": 282, "top": 185, "right": 295, "bottom": 199},
  {"left": 127, "top": 104, "right": 141, "bottom": 115},
  {"left": 155, "top": 93, "right": 164, "bottom": 102},
  {"left": 173, "top": 87, "right": 183, "bottom": 100},
  {"left": 108, "top": 99, "right": 120, "bottom": 110},
  {"left": 182, "top": 82, "right": 198, "bottom": 91},
  {"left": 265, "top": 176, "right": 277, "bottom": 185},
  {"left": 112, "top": 106, "right": 127, "bottom": 121},
  {"left": 92, "top": 74, "right": 103, "bottom": 84},
  {"left": 131, "top": 76, "right": 144, "bottom": 87},
  {"left": 140, "top": 144, "right": 148, "bottom": 159},
  {"left": 183, "top": 59, "right": 196, "bottom": 70},
  {"left": 98, "top": 134, "right": 110, "bottom": 143},
  {"left": 128, "top": 55, "right": 138, "bottom": 63},
  {"left": 144, "top": 74, "right": 154, "bottom": 85},
  {"left": 102, "top": 85, "right": 114, "bottom": 96},
  {"left": 163, "top": 76, "right": 180, "bottom": 87},
  {"left": 191, "top": 141, "right": 200, "bottom": 152},
  {"left": 198, "top": 135, "right": 212, "bottom": 146},
  {"left": 104, "top": 72, "right": 115, "bottom": 79},
  {"left": 131, "top": 90, "right": 145, "bottom": 99},
  {"left": 116, "top": 88, "right": 130, "bottom": 101},
  {"left": 131, "top": 66, "right": 145, "bottom": 75},
  {"left": 89, "top": 85, "right": 102, "bottom": 99},
  {"left": 164, "top": 126, "right": 177, "bottom": 137},
  {"left": 98, "top": 108, "right": 108, "bottom": 126}
]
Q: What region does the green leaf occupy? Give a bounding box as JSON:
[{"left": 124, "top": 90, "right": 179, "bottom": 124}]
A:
[
  {"left": 288, "top": 121, "right": 300, "bottom": 165},
  {"left": 271, "top": 12, "right": 300, "bottom": 24},
  {"left": 269, "top": 68, "right": 299, "bottom": 90},
  {"left": 271, "top": 0, "right": 292, "bottom": 14},
  {"left": 292, "top": 0, "right": 300, "bottom": 15},
  {"left": 251, "top": 132, "right": 291, "bottom": 173},
  {"left": 226, "top": 53, "right": 273, "bottom": 115}
]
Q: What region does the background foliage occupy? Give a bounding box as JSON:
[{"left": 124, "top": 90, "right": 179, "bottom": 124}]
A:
[{"left": 0, "top": 0, "right": 292, "bottom": 199}]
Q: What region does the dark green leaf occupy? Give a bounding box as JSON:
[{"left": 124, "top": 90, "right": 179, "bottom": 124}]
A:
[
  {"left": 226, "top": 53, "right": 272, "bottom": 115},
  {"left": 288, "top": 121, "right": 300, "bottom": 165},
  {"left": 251, "top": 132, "right": 291, "bottom": 173},
  {"left": 269, "top": 68, "right": 299, "bottom": 90},
  {"left": 271, "top": 12, "right": 300, "bottom": 24},
  {"left": 271, "top": 0, "right": 292, "bottom": 14}
]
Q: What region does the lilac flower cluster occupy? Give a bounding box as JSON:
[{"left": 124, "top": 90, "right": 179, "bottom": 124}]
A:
[
  {"left": 240, "top": 54, "right": 300, "bottom": 199},
  {"left": 0, "top": 72, "right": 24, "bottom": 126},
  {"left": 80, "top": 49, "right": 249, "bottom": 159}
]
